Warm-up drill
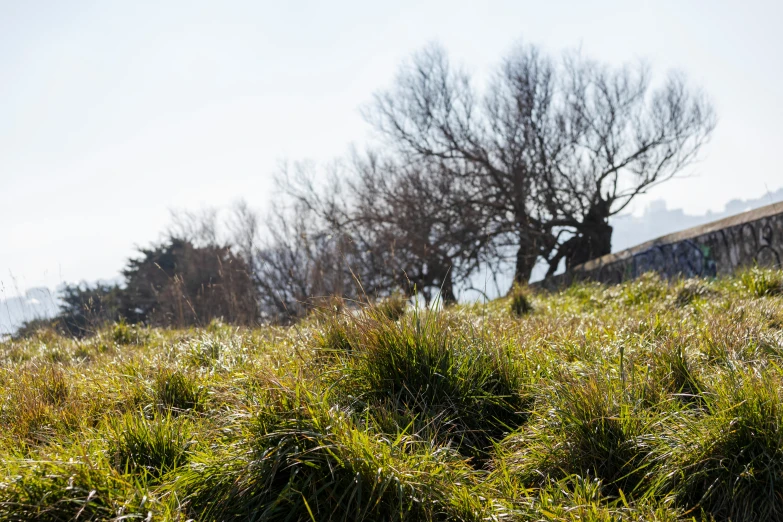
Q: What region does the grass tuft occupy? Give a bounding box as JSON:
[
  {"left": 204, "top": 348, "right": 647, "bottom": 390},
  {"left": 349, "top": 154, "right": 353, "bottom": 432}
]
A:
[
  {"left": 178, "top": 391, "right": 481, "bottom": 521},
  {"left": 739, "top": 266, "right": 783, "bottom": 297},
  {"left": 509, "top": 285, "right": 533, "bottom": 316},
  {"left": 502, "top": 372, "right": 650, "bottom": 495},
  {"left": 650, "top": 342, "right": 706, "bottom": 406},
  {"left": 620, "top": 272, "right": 668, "bottom": 306},
  {"left": 653, "top": 369, "right": 783, "bottom": 520},
  {"left": 315, "top": 313, "right": 357, "bottom": 353},
  {"left": 0, "top": 459, "right": 152, "bottom": 521},
  {"left": 109, "top": 411, "right": 191, "bottom": 479},
  {"left": 674, "top": 279, "right": 714, "bottom": 307},
  {"left": 153, "top": 369, "right": 202, "bottom": 413},
  {"left": 39, "top": 365, "right": 70, "bottom": 405},
  {"left": 338, "top": 310, "right": 530, "bottom": 456},
  {"left": 374, "top": 292, "right": 409, "bottom": 322}
]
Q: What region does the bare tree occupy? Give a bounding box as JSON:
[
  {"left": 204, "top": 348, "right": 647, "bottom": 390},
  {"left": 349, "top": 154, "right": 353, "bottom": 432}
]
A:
[
  {"left": 164, "top": 40, "right": 714, "bottom": 323},
  {"left": 366, "top": 43, "right": 715, "bottom": 283},
  {"left": 347, "top": 152, "right": 497, "bottom": 303},
  {"left": 227, "top": 199, "right": 261, "bottom": 276},
  {"left": 277, "top": 152, "right": 497, "bottom": 305},
  {"left": 252, "top": 197, "right": 366, "bottom": 323},
  {"left": 541, "top": 57, "right": 715, "bottom": 272}
]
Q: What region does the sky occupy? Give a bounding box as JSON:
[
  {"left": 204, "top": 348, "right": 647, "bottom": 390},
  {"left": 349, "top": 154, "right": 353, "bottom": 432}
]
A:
[{"left": 2, "top": 0, "right": 782, "bottom": 301}]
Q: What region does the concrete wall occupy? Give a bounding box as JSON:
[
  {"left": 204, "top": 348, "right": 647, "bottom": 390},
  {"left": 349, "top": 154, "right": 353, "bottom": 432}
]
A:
[{"left": 538, "top": 201, "right": 783, "bottom": 289}]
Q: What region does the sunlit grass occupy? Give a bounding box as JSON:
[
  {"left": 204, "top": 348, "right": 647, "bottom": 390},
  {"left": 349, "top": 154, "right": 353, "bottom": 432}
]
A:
[{"left": 1, "top": 269, "right": 782, "bottom": 520}]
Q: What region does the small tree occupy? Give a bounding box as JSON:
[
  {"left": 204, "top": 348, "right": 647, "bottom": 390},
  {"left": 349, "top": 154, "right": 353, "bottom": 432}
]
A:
[
  {"left": 55, "top": 282, "right": 125, "bottom": 337},
  {"left": 122, "top": 238, "right": 258, "bottom": 327}
]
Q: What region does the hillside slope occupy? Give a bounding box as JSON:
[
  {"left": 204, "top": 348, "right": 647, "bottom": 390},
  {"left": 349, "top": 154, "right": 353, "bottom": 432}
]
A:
[{"left": 2, "top": 269, "right": 783, "bottom": 521}]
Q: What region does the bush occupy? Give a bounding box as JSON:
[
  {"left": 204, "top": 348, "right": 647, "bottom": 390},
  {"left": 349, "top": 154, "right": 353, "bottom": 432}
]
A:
[
  {"left": 123, "top": 237, "right": 259, "bottom": 327},
  {"left": 55, "top": 282, "right": 126, "bottom": 338},
  {"left": 12, "top": 318, "right": 60, "bottom": 341}
]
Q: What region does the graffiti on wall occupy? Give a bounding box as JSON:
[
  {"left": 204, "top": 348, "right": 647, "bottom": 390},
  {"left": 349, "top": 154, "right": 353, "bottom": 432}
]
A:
[
  {"left": 630, "top": 240, "right": 717, "bottom": 280},
  {"left": 538, "top": 203, "right": 783, "bottom": 289}
]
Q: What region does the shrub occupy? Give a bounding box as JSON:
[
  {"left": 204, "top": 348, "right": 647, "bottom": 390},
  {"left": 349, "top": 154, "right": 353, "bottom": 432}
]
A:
[
  {"left": 12, "top": 318, "right": 60, "bottom": 341},
  {"left": 123, "top": 238, "right": 259, "bottom": 327}
]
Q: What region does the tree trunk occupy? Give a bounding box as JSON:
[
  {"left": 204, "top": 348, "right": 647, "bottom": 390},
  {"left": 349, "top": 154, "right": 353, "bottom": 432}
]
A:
[
  {"left": 513, "top": 243, "right": 537, "bottom": 285},
  {"left": 565, "top": 221, "right": 613, "bottom": 270}
]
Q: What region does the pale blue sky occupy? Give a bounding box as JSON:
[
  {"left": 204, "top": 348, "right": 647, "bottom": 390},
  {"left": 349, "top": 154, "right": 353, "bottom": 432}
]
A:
[{"left": 2, "top": 0, "right": 782, "bottom": 297}]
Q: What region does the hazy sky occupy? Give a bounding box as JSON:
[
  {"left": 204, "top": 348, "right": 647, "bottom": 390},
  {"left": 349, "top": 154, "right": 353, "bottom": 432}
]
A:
[{"left": 2, "top": 0, "right": 782, "bottom": 297}]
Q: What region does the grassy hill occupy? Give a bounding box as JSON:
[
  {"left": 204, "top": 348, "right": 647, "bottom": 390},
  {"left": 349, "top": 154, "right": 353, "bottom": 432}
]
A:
[{"left": 1, "top": 269, "right": 783, "bottom": 521}]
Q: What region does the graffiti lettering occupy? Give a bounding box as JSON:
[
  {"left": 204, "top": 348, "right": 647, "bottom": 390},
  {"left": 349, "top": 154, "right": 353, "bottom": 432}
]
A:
[{"left": 537, "top": 204, "right": 783, "bottom": 289}]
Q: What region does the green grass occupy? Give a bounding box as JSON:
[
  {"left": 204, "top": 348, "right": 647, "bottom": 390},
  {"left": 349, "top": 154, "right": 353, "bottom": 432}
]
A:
[
  {"left": 0, "top": 457, "right": 154, "bottom": 521},
  {"left": 332, "top": 309, "right": 531, "bottom": 457},
  {"left": 153, "top": 368, "right": 202, "bottom": 413},
  {"left": 500, "top": 371, "right": 652, "bottom": 497},
  {"left": 740, "top": 265, "right": 783, "bottom": 297},
  {"left": 651, "top": 368, "right": 783, "bottom": 520},
  {"left": 2, "top": 268, "right": 783, "bottom": 520},
  {"left": 108, "top": 411, "right": 191, "bottom": 479},
  {"left": 176, "top": 389, "right": 484, "bottom": 521}
]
